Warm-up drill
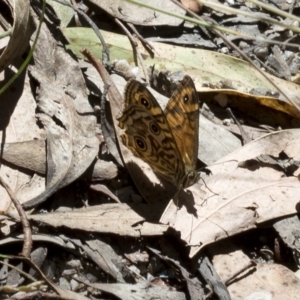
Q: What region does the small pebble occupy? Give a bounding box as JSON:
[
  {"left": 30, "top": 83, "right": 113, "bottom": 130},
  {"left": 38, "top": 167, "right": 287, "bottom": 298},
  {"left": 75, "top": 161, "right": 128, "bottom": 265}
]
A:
[
  {"left": 223, "top": 119, "right": 232, "bottom": 126},
  {"left": 59, "top": 277, "right": 71, "bottom": 290}
]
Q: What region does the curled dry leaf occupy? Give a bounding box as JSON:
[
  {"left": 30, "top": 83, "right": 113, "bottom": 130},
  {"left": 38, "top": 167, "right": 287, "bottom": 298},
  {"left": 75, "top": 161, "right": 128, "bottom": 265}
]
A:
[
  {"left": 20, "top": 21, "right": 99, "bottom": 209},
  {"left": 0, "top": 0, "right": 34, "bottom": 72},
  {"left": 1, "top": 141, "right": 117, "bottom": 182},
  {"left": 89, "top": 184, "right": 121, "bottom": 203},
  {"left": 0, "top": 233, "right": 73, "bottom": 249},
  {"left": 0, "top": 75, "right": 45, "bottom": 211},
  {"left": 160, "top": 129, "right": 300, "bottom": 257},
  {"left": 149, "top": 247, "right": 205, "bottom": 299}
]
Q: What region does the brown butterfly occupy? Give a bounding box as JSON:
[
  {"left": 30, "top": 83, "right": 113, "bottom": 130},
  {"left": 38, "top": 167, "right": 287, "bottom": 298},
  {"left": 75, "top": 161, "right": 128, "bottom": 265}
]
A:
[{"left": 118, "top": 75, "right": 200, "bottom": 191}]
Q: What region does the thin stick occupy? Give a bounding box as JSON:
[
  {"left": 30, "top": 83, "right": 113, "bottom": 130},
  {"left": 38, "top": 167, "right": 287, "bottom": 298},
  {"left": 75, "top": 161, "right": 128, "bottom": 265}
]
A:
[
  {"left": 114, "top": 18, "right": 150, "bottom": 83},
  {"left": 0, "top": 176, "right": 32, "bottom": 257},
  {"left": 51, "top": 0, "right": 110, "bottom": 64},
  {"left": 226, "top": 108, "right": 251, "bottom": 145},
  {"left": 224, "top": 260, "right": 257, "bottom": 286},
  {"left": 127, "top": 23, "right": 155, "bottom": 55},
  {"left": 0, "top": 258, "right": 37, "bottom": 282}
]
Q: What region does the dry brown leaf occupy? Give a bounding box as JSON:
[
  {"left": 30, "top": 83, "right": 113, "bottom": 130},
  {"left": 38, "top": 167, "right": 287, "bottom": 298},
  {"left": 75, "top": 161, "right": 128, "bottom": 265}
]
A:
[
  {"left": 149, "top": 247, "right": 205, "bottom": 299},
  {"left": 89, "top": 0, "right": 186, "bottom": 26},
  {"left": 1, "top": 141, "right": 117, "bottom": 181},
  {"left": 160, "top": 129, "right": 300, "bottom": 257},
  {"left": 27, "top": 204, "right": 168, "bottom": 237},
  {"left": 19, "top": 22, "right": 98, "bottom": 209},
  {"left": 199, "top": 114, "right": 241, "bottom": 165},
  {"left": 125, "top": 250, "right": 149, "bottom": 264},
  {"left": 1, "top": 19, "right": 109, "bottom": 212},
  {"left": 0, "top": 73, "right": 45, "bottom": 212},
  {"left": 0, "top": 233, "right": 72, "bottom": 249},
  {"left": 1, "top": 140, "right": 47, "bottom": 175},
  {"left": 211, "top": 241, "right": 300, "bottom": 299},
  {"left": 273, "top": 215, "right": 300, "bottom": 261},
  {"left": 89, "top": 184, "right": 121, "bottom": 203},
  {"left": 84, "top": 240, "right": 126, "bottom": 282},
  {"left": 229, "top": 263, "right": 300, "bottom": 299}
]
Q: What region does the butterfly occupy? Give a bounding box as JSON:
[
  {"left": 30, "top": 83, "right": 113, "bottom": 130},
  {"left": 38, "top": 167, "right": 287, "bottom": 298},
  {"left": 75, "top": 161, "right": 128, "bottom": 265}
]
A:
[{"left": 118, "top": 75, "right": 200, "bottom": 192}]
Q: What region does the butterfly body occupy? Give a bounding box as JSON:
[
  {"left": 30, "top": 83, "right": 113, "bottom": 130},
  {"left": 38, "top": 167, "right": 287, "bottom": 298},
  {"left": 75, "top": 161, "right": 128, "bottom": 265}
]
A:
[{"left": 118, "top": 75, "right": 200, "bottom": 191}]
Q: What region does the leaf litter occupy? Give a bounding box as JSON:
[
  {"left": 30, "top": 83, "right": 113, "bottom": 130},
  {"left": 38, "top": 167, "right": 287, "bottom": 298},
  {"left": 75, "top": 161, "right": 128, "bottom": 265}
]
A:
[{"left": 1, "top": 0, "right": 300, "bottom": 299}]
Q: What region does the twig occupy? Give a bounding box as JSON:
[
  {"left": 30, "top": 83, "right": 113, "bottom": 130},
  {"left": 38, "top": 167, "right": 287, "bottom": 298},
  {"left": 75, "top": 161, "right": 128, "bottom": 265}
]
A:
[
  {"left": 127, "top": 23, "right": 155, "bottom": 55},
  {"left": 100, "top": 83, "right": 114, "bottom": 149},
  {"left": 16, "top": 255, "right": 65, "bottom": 296},
  {"left": 80, "top": 48, "right": 119, "bottom": 107},
  {"left": 0, "top": 176, "right": 32, "bottom": 257},
  {"left": 224, "top": 260, "right": 257, "bottom": 286},
  {"left": 81, "top": 48, "right": 124, "bottom": 165},
  {"left": 289, "top": 0, "right": 297, "bottom": 14},
  {"left": 114, "top": 18, "right": 150, "bottom": 83},
  {"left": 226, "top": 108, "right": 251, "bottom": 145},
  {"left": 51, "top": 0, "right": 110, "bottom": 64},
  {"left": 100, "top": 83, "right": 120, "bottom": 161},
  {"left": 0, "top": 258, "right": 37, "bottom": 282},
  {"left": 70, "top": 0, "right": 83, "bottom": 26}
]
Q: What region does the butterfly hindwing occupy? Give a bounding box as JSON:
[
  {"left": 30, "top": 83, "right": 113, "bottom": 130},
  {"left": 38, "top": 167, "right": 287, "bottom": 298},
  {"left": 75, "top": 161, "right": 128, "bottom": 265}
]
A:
[{"left": 164, "top": 75, "right": 199, "bottom": 186}]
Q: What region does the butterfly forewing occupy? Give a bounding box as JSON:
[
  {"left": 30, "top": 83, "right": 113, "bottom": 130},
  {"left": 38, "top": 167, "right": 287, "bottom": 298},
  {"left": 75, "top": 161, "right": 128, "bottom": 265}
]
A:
[
  {"left": 118, "top": 80, "right": 185, "bottom": 186},
  {"left": 164, "top": 76, "right": 200, "bottom": 187}
]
